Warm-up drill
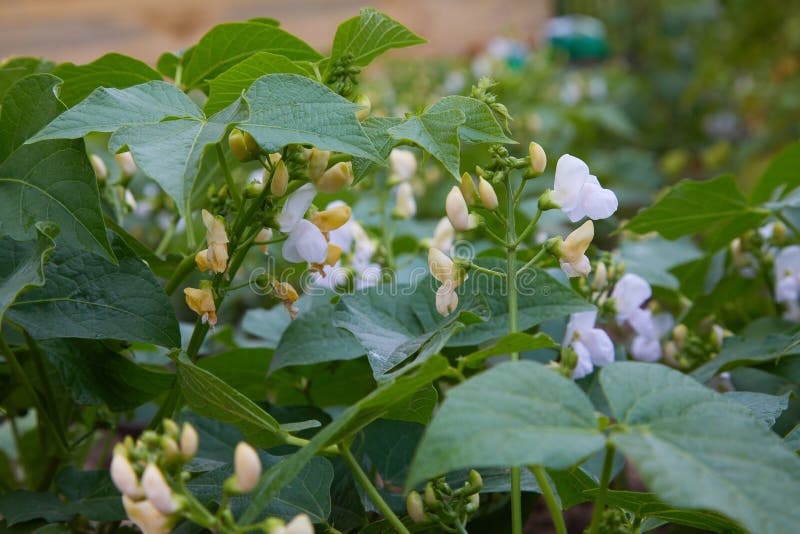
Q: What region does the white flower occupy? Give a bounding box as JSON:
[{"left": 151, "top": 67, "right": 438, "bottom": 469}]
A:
[
  {"left": 429, "top": 248, "right": 466, "bottom": 317},
  {"left": 141, "top": 464, "right": 178, "bottom": 515},
  {"left": 110, "top": 453, "right": 142, "bottom": 499},
  {"left": 390, "top": 149, "right": 417, "bottom": 181},
  {"left": 551, "top": 154, "right": 618, "bottom": 222},
  {"left": 554, "top": 220, "right": 594, "bottom": 277},
  {"left": 430, "top": 217, "right": 455, "bottom": 253},
  {"left": 446, "top": 186, "right": 470, "bottom": 230},
  {"left": 610, "top": 273, "right": 652, "bottom": 324},
  {"left": 123, "top": 495, "right": 170, "bottom": 534},
  {"left": 563, "top": 311, "right": 614, "bottom": 379},
  {"left": 628, "top": 308, "right": 674, "bottom": 362},
  {"left": 285, "top": 514, "right": 315, "bottom": 534},
  {"left": 775, "top": 246, "right": 800, "bottom": 305},
  {"left": 277, "top": 184, "right": 327, "bottom": 264},
  {"left": 395, "top": 182, "right": 417, "bottom": 218},
  {"left": 180, "top": 423, "right": 198, "bottom": 458},
  {"left": 233, "top": 442, "right": 262, "bottom": 493}
]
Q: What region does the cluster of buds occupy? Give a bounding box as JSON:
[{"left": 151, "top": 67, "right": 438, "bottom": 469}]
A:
[
  {"left": 406, "top": 470, "right": 483, "bottom": 529},
  {"left": 110, "top": 420, "right": 198, "bottom": 533}
]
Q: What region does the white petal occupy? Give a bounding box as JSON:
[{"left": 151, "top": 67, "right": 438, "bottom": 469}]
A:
[
  {"left": 564, "top": 310, "right": 598, "bottom": 345},
  {"left": 571, "top": 341, "right": 594, "bottom": 379},
  {"left": 553, "top": 154, "right": 590, "bottom": 213},
  {"left": 631, "top": 335, "right": 662, "bottom": 362},
  {"left": 652, "top": 312, "right": 675, "bottom": 337},
  {"left": 628, "top": 308, "right": 656, "bottom": 337},
  {"left": 611, "top": 274, "right": 652, "bottom": 322},
  {"left": 579, "top": 182, "right": 618, "bottom": 220},
  {"left": 559, "top": 259, "right": 579, "bottom": 277},
  {"left": 583, "top": 328, "right": 615, "bottom": 367},
  {"left": 283, "top": 220, "right": 327, "bottom": 264},
  {"left": 277, "top": 183, "right": 316, "bottom": 233},
  {"left": 776, "top": 276, "right": 800, "bottom": 303}
]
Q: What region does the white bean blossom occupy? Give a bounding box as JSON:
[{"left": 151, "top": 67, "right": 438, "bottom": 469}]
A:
[
  {"left": 551, "top": 154, "right": 618, "bottom": 222},
  {"left": 563, "top": 310, "right": 614, "bottom": 379}
]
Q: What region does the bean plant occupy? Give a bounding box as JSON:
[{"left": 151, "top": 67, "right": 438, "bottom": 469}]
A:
[{"left": 0, "top": 8, "right": 799, "bottom": 534}]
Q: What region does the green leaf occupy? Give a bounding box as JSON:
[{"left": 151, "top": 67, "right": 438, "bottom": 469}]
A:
[
  {"left": 724, "top": 391, "right": 790, "bottom": 428},
  {"left": 51, "top": 53, "right": 162, "bottom": 107},
  {"left": 428, "top": 96, "right": 514, "bottom": 144},
  {"left": 0, "top": 57, "right": 54, "bottom": 100},
  {"left": 270, "top": 301, "right": 365, "bottom": 373},
  {"left": 0, "top": 491, "right": 71, "bottom": 525},
  {"left": 786, "top": 425, "right": 800, "bottom": 452},
  {"left": 388, "top": 109, "right": 465, "bottom": 179},
  {"left": 0, "top": 74, "right": 114, "bottom": 261},
  {"left": 406, "top": 360, "right": 605, "bottom": 490},
  {"left": 197, "top": 348, "right": 272, "bottom": 401},
  {"left": 352, "top": 116, "right": 403, "bottom": 182},
  {"left": 177, "top": 354, "right": 285, "bottom": 448},
  {"left": 6, "top": 234, "right": 180, "bottom": 347},
  {"left": 615, "top": 236, "right": 703, "bottom": 290},
  {"left": 601, "top": 362, "right": 800, "bottom": 534},
  {"left": 587, "top": 490, "right": 745, "bottom": 533},
  {"left": 204, "top": 52, "right": 312, "bottom": 115},
  {"left": 42, "top": 339, "right": 173, "bottom": 411},
  {"left": 622, "top": 175, "right": 769, "bottom": 251},
  {"left": 56, "top": 467, "right": 125, "bottom": 521},
  {"left": 0, "top": 224, "right": 56, "bottom": 323},
  {"left": 459, "top": 332, "right": 557, "bottom": 369},
  {"left": 692, "top": 327, "right": 800, "bottom": 383},
  {"left": 449, "top": 259, "right": 594, "bottom": 346},
  {"left": 181, "top": 22, "right": 322, "bottom": 89},
  {"left": 750, "top": 141, "right": 800, "bottom": 203},
  {"left": 328, "top": 8, "right": 425, "bottom": 68},
  {"left": 239, "top": 74, "right": 380, "bottom": 161},
  {"left": 241, "top": 356, "right": 450, "bottom": 523}
]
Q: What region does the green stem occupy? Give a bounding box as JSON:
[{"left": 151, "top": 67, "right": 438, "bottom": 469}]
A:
[
  {"left": 163, "top": 254, "right": 197, "bottom": 295},
  {"left": 504, "top": 177, "right": 523, "bottom": 534},
  {"left": 588, "top": 442, "right": 616, "bottom": 534},
  {"left": 531, "top": 466, "right": 566, "bottom": 534},
  {"left": 465, "top": 262, "right": 506, "bottom": 278},
  {"left": 338, "top": 443, "right": 409, "bottom": 534},
  {"left": 513, "top": 209, "right": 542, "bottom": 247},
  {"left": 154, "top": 216, "right": 178, "bottom": 256},
  {"left": 482, "top": 225, "right": 509, "bottom": 247},
  {"left": 516, "top": 247, "right": 548, "bottom": 276},
  {"left": 217, "top": 143, "right": 242, "bottom": 208},
  {"left": 775, "top": 211, "right": 800, "bottom": 239},
  {"left": 0, "top": 335, "right": 68, "bottom": 453}
]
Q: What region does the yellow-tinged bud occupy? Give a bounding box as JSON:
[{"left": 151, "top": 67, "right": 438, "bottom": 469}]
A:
[
  {"left": 672, "top": 324, "right": 688, "bottom": 348},
  {"left": 424, "top": 483, "right": 437, "bottom": 506},
  {"left": 446, "top": 186, "right": 470, "bottom": 230},
  {"left": 162, "top": 419, "right": 179, "bottom": 438},
  {"left": 255, "top": 227, "right": 273, "bottom": 254},
  {"left": 161, "top": 437, "right": 181, "bottom": 463},
  {"left": 428, "top": 248, "right": 456, "bottom": 284},
  {"left": 233, "top": 442, "right": 261, "bottom": 493},
  {"left": 180, "top": 423, "right": 198, "bottom": 458},
  {"left": 468, "top": 493, "right": 480, "bottom": 511},
  {"left": 551, "top": 220, "right": 594, "bottom": 278},
  {"left": 314, "top": 161, "right": 353, "bottom": 193},
  {"left": 529, "top": 141, "right": 547, "bottom": 174},
  {"left": 273, "top": 281, "right": 299, "bottom": 320},
  {"left": 123, "top": 495, "right": 170, "bottom": 534},
  {"left": 354, "top": 94, "right": 371, "bottom": 121},
  {"left": 229, "top": 129, "right": 260, "bottom": 162},
  {"left": 478, "top": 176, "right": 498, "bottom": 210},
  {"left": 285, "top": 514, "right": 315, "bottom": 534},
  {"left": 184, "top": 287, "right": 217, "bottom": 328},
  {"left": 142, "top": 464, "right": 178, "bottom": 515},
  {"left": 201, "top": 209, "right": 229, "bottom": 273},
  {"left": 246, "top": 179, "right": 265, "bottom": 198},
  {"left": 111, "top": 453, "right": 142, "bottom": 499},
  {"left": 115, "top": 151, "right": 137, "bottom": 176},
  {"left": 306, "top": 148, "right": 331, "bottom": 181},
  {"left": 460, "top": 172, "right": 477, "bottom": 205},
  {"left": 195, "top": 249, "right": 212, "bottom": 272},
  {"left": 592, "top": 262, "right": 608, "bottom": 290},
  {"left": 271, "top": 160, "right": 290, "bottom": 197},
  {"left": 468, "top": 469, "right": 483, "bottom": 491},
  {"left": 90, "top": 154, "right": 108, "bottom": 181},
  {"left": 773, "top": 221, "right": 787, "bottom": 242},
  {"left": 312, "top": 204, "right": 352, "bottom": 233},
  {"left": 406, "top": 491, "right": 426, "bottom": 523}
]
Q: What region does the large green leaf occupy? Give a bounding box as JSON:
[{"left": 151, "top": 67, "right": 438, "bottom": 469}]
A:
[
  {"left": 428, "top": 96, "right": 514, "bottom": 144},
  {"left": 42, "top": 339, "right": 173, "bottom": 411},
  {"left": 181, "top": 22, "right": 322, "bottom": 89},
  {"left": 177, "top": 354, "right": 285, "bottom": 448},
  {"left": 0, "top": 57, "right": 54, "bottom": 101},
  {"left": 197, "top": 348, "right": 272, "bottom": 401},
  {"left": 56, "top": 467, "right": 125, "bottom": 522},
  {"left": 407, "top": 360, "right": 605, "bottom": 489},
  {"left": 241, "top": 356, "right": 450, "bottom": 523},
  {"left": 724, "top": 391, "right": 790, "bottom": 428},
  {"left": 5, "top": 235, "right": 180, "bottom": 347},
  {"left": 51, "top": 53, "right": 162, "bottom": 107},
  {"left": 0, "top": 224, "right": 56, "bottom": 323},
  {"left": 448, "top": 259, "right": 594, "bottom": 346},
  {"left": 270, "top": 301, "right": 365, "bottom": 373},
  {"left": 622, "top": 175, "right": 768, "bottom": 251},
  {"left": 352, "top": 116, "right": 403, "bottom": 181},
  {"left": 204, "top": 52, "right": 312, "bottom": 115},
  {"left": 0, "top": 74, "right": 113, "bottom": 261},
  {"left": 750, "top": 141, "right": 800, "bottom": 203},
  {"left": 388, "top": 109, "right": 465, "bottom": 179},
  {"left": 28, "top": 81, "right": 244, "bottom": 216},
  {"left": 328, "top": 8, "right": 425, "bottom": 69},
  {"left": 601, "top": 362, "right": 800, "bottom": 534},
  {"left": 239, "top": 74, "right": 381, "bottom": 161},
  {"left": 0, "top": 491, "right": 71, "bottom": 526}
]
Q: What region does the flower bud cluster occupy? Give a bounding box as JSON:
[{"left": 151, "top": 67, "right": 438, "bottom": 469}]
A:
[{"left": 406, "top": 471, "right": 483, "bottom": 529}]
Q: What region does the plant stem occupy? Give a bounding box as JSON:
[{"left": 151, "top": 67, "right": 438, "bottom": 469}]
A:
[
  {"left": 217, "top": 143, "right": 242, "bottom": 208},
  {"left": 163, "top": 254, "right": 197, "bottom": 295},
  {"left": 531, "top": 466, "right": 566, "bottom": 534},
  {"left": 513, "top": 209, "right": 542, "bottom": 247},
  {"left": 338, "top": 443, "right": 409, "bottom": 534},
  {"left": 154, "top": 215, "right": 178, "bottom": 256},
  {"left": 465, "top": 262, "right": 506, "bottom": 278},
  {"left": 504, "top": 177, "right": 523, "bottom": 534},
  {"left": 516, "top": 247, "right": 548, "bottom": 276},
  {"left": 588, "top": 442, "right": 616, "bottom": 534}
]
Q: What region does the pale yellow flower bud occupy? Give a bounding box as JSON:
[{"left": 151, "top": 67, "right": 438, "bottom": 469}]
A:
[
  {"left": 478, "top": 176, "right": 498, "bottom": 210},
  {"left": 314, "top": 161, "right": 353, "bottom": 194},
  {"left": 430, "top": 217, "right": 455, "bottom": 253},
  {"left": 256, "top": 228, "right": 273, "bottom": 254},
  {"left": 407, "top": 491, "right": 426, "bottom": 524},
  {"left": 142, "top": 464, "right": 178, "bottom": 515},
  {"left": 195, "top": 249, "right": 212, "bottom": 272},
  {"left": 233, "top": 442, "right": 262, "bottom": 493},
  {"left": 529, "top": 141, "right": 547, "bottom": 174},
  {"left": 161, "top": 436, "right": 180, "bottom": 463},
  {"left": 435, "top": 286, "right": 459, "bottom": 317},
  {"left": 111, "top": 453, "right": 142, "bottom": 499},
  {"left": 354, "top": 94, "right": 371, "bottom": 121},
  {"left": 123, "top": 495, "right": 170, "bottom": 534},
  {"left": 428, "top": 248, "right": 456, "bottom": 284},
  {"left": 115, "top": 151, "right": 137, "bottom": 176},
  {"left": 306, "top": 148, "right": 331, "bottom": 181},
  {"left": 460, "top": 172, "right": 477, "bottom": 205},
  {"left": 445, "top": 186, "right": 470, "bottom": 230},
  {"left": 312, "top": 204, "right": 352, "bottom": 233},
  {"left": 184, "top": 287, "right": 217, "bottom": 328},
  {"left": 592, "top": 262, "right": 608, "bottom": 290},
  {"left": 271, "top": 160, "right": 290, "bottom": 197},
  {"left": 552, "top": 220, "right": 594, "bottom": 277},
  {"left": 201, "top": 210, "right": 229, "bottom": 273},
  {"left": 272, "top": 281, "right": 299, "bottom": 320},
  {"left": 229, "top": 129, "right": 260, "bottom": 162},
  {"left": 394, "top": 182, "right": 417, "bottom": 219},
  {"left": 90, "top": 154, "right": 108, "bottom": 181},
  {"left": 180, "top": 423, "right": 199, "bottom": 458},
  {"left": 285, "top": 514, "right": 315, "bottom": 534}
]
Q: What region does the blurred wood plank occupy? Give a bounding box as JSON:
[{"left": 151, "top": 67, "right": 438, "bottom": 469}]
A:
[{"left": 0, "top": 0, "right": 551, "bottom": 64}]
